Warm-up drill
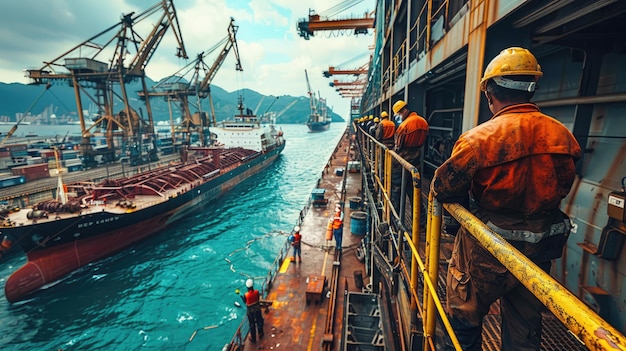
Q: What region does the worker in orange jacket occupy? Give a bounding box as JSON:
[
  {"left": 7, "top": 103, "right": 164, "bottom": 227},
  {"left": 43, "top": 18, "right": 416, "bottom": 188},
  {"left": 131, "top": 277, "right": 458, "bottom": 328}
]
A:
[
  {"left": 431, "top": 47, "right": 581, "bottom": 351},
  {"left": 390, "top": 100, "right": 429, "bottom": 211},
  {"left": 332, "top": 205, "right": 344, "bottom": 254},
  {"left": 375, "top": 111, "right": 396, "bottom": 148}
]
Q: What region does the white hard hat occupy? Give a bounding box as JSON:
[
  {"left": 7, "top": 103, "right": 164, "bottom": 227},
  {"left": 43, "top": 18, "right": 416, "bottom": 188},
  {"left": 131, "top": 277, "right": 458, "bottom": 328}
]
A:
[
  {"left": 246, "top": 279, "right": 254, "bottom": 288},
  {"left": 294, "top": 226, "right": 300, "bottom": 232}
]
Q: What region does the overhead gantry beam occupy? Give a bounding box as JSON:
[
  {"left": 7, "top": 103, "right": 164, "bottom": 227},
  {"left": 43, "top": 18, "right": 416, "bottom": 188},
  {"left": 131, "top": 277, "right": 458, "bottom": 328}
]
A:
[{"left": 297, "top": 10, "right": 374, "bottom": 40}]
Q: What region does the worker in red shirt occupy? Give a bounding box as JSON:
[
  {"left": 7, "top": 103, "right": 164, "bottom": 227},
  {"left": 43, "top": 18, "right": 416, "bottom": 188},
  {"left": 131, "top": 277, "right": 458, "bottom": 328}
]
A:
[
  {"left": 289, "top": 226, "right": 302, "bottom": 263},
  {"left": 390, "top": 100, "right": 429, "bottom": 211},
  {"left": 431, "top": 47, "right": 581, "bottom": 351},
  {"left": 239, "top": 279, "right": 264, "bottom": 343}
]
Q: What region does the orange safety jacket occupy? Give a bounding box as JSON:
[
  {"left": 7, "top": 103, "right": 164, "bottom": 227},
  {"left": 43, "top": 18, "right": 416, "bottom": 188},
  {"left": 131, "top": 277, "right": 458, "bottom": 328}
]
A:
[
  {"left": 376, "top": 119, "right": 396, "bottom": 145},
  {"left": 394, "top": 112, "right": 428, "bottom": 151},
  {"left": 332, "top": 213, "right": 343, "bottom": 229},
  {"left": 432, "top": 103, "right": 581, "bottom": 214},
  {"left": 244, "top": 289, "right": 260, "bottom": 307}
]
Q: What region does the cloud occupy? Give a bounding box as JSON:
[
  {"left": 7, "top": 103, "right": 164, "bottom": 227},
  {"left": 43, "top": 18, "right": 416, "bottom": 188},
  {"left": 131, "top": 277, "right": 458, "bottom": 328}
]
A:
[{"left": 0, "top": 0, "right": 375, "bottom": 117}]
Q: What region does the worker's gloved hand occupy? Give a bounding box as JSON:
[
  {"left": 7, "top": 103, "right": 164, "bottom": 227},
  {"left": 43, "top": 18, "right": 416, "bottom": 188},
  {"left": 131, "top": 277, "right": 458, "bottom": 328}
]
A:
[{"left": 235, "top": 288, "right": 240, "bottom": 295}]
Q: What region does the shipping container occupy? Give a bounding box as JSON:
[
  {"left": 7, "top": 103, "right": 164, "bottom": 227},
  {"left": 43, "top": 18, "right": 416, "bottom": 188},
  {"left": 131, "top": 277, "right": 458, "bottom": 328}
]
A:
[{"left": 0, "top": 175, "right": 27, "bottom": 189}]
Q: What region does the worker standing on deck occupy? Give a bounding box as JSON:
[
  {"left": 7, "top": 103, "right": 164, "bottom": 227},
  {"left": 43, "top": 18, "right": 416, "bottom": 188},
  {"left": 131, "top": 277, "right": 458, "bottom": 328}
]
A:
[
  {"left": 391, "top": 100, "right": 429, "bottom": 211},
  {"left": 368, "top": 117, "right": 379, "bottom": 136},
  {"left": 375, "top": 111, "right": 396, "bottom": 148},
  {"left": 240, "top": 279, "right": 264, "bottom": 343},
  {"left": 289, "top": 226, "right": 302, "bottom": 263},
  {"left": 332, "top": 205, "right": 344, "bottom": 255},
  {"left": 431, "top": 47, "right": 581, "bottom": 351}
]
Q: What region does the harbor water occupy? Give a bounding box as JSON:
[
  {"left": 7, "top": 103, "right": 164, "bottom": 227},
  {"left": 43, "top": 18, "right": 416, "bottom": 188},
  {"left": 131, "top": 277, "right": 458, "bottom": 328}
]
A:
[{"left": 0, "top": 123, "right": 346, "bottom": 350}]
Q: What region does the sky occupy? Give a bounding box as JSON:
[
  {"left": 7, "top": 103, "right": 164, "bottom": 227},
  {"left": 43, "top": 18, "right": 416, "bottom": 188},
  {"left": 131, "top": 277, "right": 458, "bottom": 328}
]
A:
[{"left": 0, "top": 0, "right": 375, "bottom": 118}]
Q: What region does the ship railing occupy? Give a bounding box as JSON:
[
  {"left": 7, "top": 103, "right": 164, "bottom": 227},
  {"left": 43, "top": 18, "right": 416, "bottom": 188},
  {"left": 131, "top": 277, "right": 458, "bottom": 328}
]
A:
[
  {"left": 383, "top": 0, "right": 469, "bottom": 92},
  {"left": 223, "top": 191, "right": 313, "bottom": 350},
  {"left": 354, "top": 122, "right": 626, "bottom": 351}
]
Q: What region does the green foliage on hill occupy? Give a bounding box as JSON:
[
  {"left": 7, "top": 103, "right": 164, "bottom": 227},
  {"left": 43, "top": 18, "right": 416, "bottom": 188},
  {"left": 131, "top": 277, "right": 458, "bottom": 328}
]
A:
[{"left": 0, "top": 79, "right": 344, "bottom": 125}]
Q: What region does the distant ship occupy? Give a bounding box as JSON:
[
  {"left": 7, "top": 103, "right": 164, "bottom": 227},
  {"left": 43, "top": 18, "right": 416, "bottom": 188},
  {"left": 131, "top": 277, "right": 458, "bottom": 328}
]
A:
[
  {"left": 304, "top": 69, "right": 331, "bottom": 132},
  {"left": 0, "top": 106, "right": 285, "bottom": 303}
]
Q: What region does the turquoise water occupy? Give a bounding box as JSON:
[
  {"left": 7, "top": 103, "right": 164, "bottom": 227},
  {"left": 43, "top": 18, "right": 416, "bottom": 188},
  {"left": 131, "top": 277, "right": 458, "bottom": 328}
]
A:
[{"left": 0, "top": 123, "right": 345, "bottom": 350}]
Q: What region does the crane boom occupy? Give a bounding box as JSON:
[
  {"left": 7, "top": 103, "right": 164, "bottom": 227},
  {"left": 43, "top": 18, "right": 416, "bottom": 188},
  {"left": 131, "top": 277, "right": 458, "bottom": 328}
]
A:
[
  {"left": 305, "top": 69, "right": 318, "bottom": 115},
  {"left": 276, "top": 99, "right": 298, "bottom": 118},
  {"left": 25, "top": 0, "right": 188, "bottom": 167},
  {"left": 197, "top": 18, "right": 242, "bottom": 97}
]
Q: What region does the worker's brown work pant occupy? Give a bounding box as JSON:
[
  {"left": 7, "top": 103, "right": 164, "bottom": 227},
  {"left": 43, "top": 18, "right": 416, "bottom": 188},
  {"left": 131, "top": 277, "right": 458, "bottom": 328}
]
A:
[{"left": 445, "top": 226, "right": 552, "bottom": 351}]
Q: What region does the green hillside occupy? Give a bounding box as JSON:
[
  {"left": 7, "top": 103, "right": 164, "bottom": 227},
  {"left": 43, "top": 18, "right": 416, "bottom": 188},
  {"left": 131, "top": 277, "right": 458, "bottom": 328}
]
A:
[{"left": 0, "top": 79, "right": 344, "bottom": 125}]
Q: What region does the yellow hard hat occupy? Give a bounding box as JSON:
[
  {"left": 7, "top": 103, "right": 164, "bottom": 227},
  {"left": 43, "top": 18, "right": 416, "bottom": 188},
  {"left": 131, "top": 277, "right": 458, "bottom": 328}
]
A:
[
  {"left": 480, "top": 47, "right": 543, "bottom": 92},
  {"left": 380, "top": 111, "right": 389, "bottom": 118},
  {"left": 392, "top": 100, "right": 407, "bottom": 114},
  {"left": 374, "top": 118, "right": 379, "bottom": 123},
  {"left": 369, "top": 115, "right": 373, "bottom": 120}
]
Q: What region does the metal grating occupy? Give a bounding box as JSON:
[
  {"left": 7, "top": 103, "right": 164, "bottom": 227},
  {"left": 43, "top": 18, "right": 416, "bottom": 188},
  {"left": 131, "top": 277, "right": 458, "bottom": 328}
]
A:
[{"left": 482, "top": 313, "right": 589, "bottom": 351}]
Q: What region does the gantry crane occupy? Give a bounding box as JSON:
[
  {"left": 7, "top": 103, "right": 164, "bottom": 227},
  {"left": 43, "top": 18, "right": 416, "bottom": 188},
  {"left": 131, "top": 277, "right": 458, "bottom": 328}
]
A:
[
  {"left": 297, "top": 8, "right": 374, "bottom": 40},
  {"left": 323, "top": 63, "right": 369, "bottom": 77},
  {"left": 139, "top": 18, "right": 242, "bottom": 147},
  {"left": 329, "top": 79, "right": 366, "bottom": 88},
  {"left": 26, "top": 0, "right": 187, "bottom": 167}
]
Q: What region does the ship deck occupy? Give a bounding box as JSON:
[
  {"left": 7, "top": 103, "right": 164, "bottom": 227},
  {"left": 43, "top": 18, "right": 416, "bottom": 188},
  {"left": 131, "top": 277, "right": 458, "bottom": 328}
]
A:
[
  {"left": 237, "top": 128, "right": 589, "bottom": 351},
  {"left": 243, "top": 130, "right": 367, "bottom": 351}
]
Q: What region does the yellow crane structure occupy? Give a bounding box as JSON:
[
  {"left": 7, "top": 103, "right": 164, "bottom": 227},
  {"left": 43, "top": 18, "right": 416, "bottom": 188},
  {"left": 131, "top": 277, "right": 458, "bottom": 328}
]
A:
[
  {"left": 26, "top": 0, "right": 187, "bottom": 167},
  {"left": 139, "top": 18, "right": 242, "bottom": 147}
]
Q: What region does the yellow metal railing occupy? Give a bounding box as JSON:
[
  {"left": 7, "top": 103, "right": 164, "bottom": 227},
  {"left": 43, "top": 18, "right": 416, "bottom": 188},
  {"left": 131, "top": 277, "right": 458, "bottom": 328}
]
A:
[
  {"left": 440, "top": 202, "right": 626, "bottom": 351},
  {"left": 355, "top": 122, "right": 626, "bottom": 351}
]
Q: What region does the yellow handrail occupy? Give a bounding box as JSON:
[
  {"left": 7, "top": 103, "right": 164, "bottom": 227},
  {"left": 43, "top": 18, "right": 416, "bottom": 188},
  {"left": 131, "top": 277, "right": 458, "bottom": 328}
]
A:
[{"left": 443, "top": 203, "right": 626, "bottom": 351}]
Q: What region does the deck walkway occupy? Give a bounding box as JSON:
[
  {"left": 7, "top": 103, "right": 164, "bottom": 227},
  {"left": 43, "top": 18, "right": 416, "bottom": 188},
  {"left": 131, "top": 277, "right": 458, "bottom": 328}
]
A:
[{"left": 245, "top": 130, "right": 368, "bottom": 350}]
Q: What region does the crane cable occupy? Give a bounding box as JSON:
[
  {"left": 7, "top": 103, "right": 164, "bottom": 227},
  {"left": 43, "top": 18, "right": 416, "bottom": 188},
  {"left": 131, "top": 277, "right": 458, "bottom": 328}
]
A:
[
  {"left": 0, "top": 83, "right": 51, "bottom": 147},
  {"left": 319, "top": 0, "right": 365, "bottom": 18}
]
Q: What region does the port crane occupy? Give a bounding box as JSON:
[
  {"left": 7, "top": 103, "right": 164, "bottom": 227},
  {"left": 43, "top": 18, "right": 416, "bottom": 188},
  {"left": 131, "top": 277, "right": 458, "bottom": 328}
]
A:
[
  {"left": 139, "top": 18, "right": 242, "bottom": 147},
  {"left": 323, "top": 63, "right": 369, "bottom": 77},
  {"left": 305, "top": 69, "right": 319, "bottom": 119},
  {"left": 26, "top": 0, "right": 187, "bottom": 167},
  {"left": 297, "top": 0, "right": 374, "bottom": 40}
]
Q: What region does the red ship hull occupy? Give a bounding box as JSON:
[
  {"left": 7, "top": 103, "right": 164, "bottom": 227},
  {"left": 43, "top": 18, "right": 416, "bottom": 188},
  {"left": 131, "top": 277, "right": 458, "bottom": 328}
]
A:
[{"left": 4, "top": 211, "right": 171, "bottom": 302}]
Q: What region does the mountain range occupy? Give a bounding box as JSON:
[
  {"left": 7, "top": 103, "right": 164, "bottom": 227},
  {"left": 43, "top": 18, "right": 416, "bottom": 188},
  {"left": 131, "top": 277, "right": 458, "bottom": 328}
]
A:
[{"left": 0, "top": 78, "right": 344, "bottom": 125}]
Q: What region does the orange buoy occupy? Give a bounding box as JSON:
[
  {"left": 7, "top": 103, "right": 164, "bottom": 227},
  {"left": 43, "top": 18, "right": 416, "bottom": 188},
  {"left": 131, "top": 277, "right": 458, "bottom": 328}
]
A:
[{"left": 325, "top": 220, "right": 333, "bottom": 240}]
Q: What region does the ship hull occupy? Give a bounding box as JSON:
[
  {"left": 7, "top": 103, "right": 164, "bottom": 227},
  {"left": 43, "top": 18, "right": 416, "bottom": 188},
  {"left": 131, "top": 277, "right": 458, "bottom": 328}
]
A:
[
  {"left": 307, "top": 121, "right": 330, "bottom": 132},
  {"left": 4, "top": 144, "right": 284, "bottom": 302}
]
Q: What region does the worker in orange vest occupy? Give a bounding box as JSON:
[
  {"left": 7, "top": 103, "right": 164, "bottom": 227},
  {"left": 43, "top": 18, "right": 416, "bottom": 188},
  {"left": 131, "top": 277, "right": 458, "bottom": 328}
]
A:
[
  {"left": 431, "top": 47, "right": 581, "bottom": 351},
  {"left": 239, "top": 279, "right": 264, "bottom": 343},
  {"left": 391, "top": 100, "right": 429, "bottom": 211},
  {"left": 375, "top": 111, "right": 396, "bottom": 148},
  {"left": 332, "top": 204, "right": 344, "bottom": 254}
]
